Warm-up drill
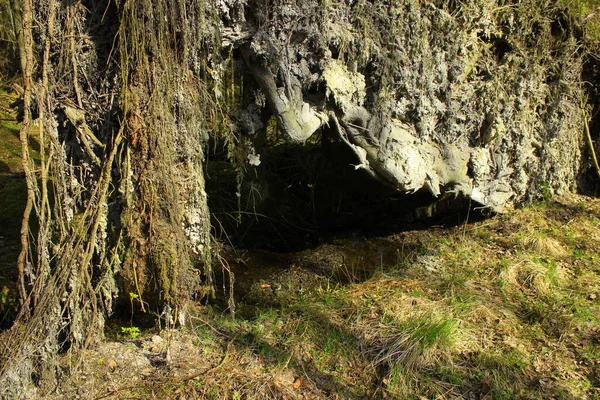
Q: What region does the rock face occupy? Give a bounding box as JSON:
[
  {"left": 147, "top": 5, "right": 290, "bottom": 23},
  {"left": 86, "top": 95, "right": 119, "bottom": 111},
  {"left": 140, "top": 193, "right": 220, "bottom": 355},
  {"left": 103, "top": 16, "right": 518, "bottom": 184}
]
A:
[{"left": 217, "top": 0, "right": 585, "bottom": 212}]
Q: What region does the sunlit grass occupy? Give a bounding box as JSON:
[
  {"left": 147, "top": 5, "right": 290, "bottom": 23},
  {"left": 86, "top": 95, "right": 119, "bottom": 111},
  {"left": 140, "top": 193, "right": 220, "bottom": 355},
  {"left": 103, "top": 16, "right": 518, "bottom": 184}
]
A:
[
  {"left": 375, "top": 316, "right": 459, "bottom": 370},
  {"left": 85, "top": 195, "right": 600, "bottom": 399}
]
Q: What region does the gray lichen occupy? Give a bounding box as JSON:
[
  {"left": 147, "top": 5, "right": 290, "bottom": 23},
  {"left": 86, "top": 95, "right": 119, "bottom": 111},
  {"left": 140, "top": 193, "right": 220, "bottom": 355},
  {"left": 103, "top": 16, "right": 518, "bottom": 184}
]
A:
[{"left": 222, "top": 0, "right": 585, "bottom": 211}]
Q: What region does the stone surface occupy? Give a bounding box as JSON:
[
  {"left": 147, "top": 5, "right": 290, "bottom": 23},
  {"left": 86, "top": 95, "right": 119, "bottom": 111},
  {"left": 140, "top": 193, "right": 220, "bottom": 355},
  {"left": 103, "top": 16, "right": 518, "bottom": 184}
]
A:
[{"left": 217, "top": 0, "right": 585, "bottom": 212}]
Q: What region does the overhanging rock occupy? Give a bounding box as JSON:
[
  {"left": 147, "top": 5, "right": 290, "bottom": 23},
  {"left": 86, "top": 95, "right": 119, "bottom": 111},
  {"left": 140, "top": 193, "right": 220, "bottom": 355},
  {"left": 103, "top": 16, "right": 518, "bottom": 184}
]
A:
[{"left": 220, "top": 0, "right": 585, "bottom": 213}]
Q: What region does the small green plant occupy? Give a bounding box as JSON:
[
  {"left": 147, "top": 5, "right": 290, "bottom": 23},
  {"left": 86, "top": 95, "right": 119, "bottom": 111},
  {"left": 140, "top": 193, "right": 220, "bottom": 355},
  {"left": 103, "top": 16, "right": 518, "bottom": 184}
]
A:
[
  {"left": 0, "top": 286, "right": 14, "bottom": 310},
  {"left": 538, "top": 180, "right": 552, "bottom": 203},
  {"left": 121, "top": 326, "right": 140, "bottom": 339}
]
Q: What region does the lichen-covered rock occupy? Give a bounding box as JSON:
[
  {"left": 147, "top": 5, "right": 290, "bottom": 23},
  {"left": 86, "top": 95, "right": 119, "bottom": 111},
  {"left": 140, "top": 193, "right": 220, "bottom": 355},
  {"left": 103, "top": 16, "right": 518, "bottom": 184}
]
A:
[{"left": 218, "top": 0, "right": 585, "bottom": 212}]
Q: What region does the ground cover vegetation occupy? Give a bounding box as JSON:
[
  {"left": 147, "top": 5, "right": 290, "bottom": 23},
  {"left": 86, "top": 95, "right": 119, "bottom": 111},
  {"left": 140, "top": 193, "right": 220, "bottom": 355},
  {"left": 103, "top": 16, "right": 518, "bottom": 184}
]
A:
[{"left": 64, "top": 194, "right": 600, "bottom": 399}]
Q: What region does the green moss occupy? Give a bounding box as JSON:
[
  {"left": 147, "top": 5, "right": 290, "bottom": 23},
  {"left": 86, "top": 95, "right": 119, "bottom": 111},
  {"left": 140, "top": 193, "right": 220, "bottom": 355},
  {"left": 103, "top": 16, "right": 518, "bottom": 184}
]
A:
[{"left": 560, "top": 0, "right": 600, "bottom": 40}]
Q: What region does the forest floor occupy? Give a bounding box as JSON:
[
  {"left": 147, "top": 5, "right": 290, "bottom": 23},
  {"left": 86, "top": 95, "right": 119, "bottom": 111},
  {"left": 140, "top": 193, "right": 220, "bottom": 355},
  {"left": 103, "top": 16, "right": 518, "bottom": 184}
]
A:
[
  {"left": 67, "top": 194, "right": 600, "bottom": 400},
  {"left": 1, "top": 92, "right": 600, "bottom": 399}
]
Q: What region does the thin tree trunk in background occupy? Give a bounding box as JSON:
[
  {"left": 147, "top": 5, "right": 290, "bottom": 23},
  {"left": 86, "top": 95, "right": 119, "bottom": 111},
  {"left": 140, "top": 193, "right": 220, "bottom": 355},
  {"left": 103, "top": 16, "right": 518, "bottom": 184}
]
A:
[
  {"left": 9, "top": 0, "right": 25, "bottom": 74},
  {"left": 16, "top": 0, "right": 35, "bottom": 312}
]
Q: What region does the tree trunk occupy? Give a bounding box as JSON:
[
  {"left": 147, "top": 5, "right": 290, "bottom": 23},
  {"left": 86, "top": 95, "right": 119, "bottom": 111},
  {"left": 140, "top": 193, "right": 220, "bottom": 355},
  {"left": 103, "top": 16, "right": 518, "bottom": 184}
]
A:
[
  {"left": 227, "top": 0, "right": 584, "bottom": 212},
  {"left": 1, "top": 0, "right": 217, "bottom": 396},
  {"left": 8, "top": 0, "right": 25, "bottom": 74}
]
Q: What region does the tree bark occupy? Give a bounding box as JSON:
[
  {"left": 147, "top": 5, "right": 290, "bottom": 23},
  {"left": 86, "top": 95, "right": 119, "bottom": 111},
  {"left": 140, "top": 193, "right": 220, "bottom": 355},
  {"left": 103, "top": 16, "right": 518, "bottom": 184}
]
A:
[
  {"left": 8, "top": 0, "right": 25, "bottom": 74},
  {"left": 231, "top": 0, "right": 584, "bottom": 211},
  {"left": 2, "top": 1, "right": 217, "bottom": 396}
]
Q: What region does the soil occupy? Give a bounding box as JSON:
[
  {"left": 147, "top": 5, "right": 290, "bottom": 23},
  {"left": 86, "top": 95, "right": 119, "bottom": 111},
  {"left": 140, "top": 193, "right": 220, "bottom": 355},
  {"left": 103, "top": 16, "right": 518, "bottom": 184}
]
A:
[{"left": 216, "top": 227, "right": 438, "bottom": 306}]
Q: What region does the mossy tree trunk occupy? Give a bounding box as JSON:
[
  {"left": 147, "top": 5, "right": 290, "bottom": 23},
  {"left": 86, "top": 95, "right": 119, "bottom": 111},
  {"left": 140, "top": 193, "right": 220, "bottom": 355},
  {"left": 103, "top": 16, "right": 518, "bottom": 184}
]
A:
[{"left": 0, "top": 0, "right": 218, "bottom": 396}]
